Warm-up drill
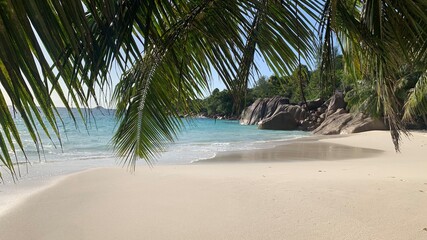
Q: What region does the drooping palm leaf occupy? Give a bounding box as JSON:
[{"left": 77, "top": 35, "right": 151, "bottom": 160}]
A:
[
  {"left": 112, "top": 0, "right": 229, "bottom": 168},
  {"left": 403, "top": 70, "right": 427, "bottom": 122}
]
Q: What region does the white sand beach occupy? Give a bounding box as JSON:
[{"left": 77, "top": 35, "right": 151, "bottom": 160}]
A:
[{"left": 0, "top": 131, "right": 426, "bottom": 240}]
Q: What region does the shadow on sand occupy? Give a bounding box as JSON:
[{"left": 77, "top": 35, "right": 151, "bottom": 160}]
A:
[{"left": 195, "top": 137, "right": 383, "bottom": 164}]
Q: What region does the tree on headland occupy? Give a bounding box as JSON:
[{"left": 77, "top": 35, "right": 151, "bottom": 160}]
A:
[
  {"left": 204, "top": 88, "right": 233, "bottom": 117},
  {"left": 0, "top": 0, "right": 426, "bottom": 178}
]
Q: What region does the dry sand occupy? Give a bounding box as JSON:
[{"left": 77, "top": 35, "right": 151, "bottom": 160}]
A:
[{"left": 0, "top": 131, "right": 426, "bottom": 240}]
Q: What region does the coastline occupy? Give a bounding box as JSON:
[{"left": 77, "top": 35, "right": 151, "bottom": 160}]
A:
[
  {"left": 0, "top": 131, "right": 426, "bottom": 239},
  {"left": 195, "top": 134, "right": 383, "bottom": 163}
]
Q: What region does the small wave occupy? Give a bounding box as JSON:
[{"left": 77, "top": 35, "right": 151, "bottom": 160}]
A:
[
  {"left": 212, "top": 142, "right": 230, "bottom": 146},
  {"left": 70, "top": 155, "right": 114, "bottom": 161},
  {"left": 190, "top": 153, "right": 217, "bottom": 164}
]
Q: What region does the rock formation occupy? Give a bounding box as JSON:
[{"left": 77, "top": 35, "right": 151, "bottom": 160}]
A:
[
  {"left": 240, "top": 97, "right": 290, "bottom": 125},
  {"left": 240, "top": 97, "right": 322, "bottom": 131},
  {"left": 312, "top": 111, "right": 387, "bottom": 135},
  {"left": 240, "top": 91, "right": 389, "bottom": 135},
  {"left": 258, "top": 112, "right": 297, "bottom": 130},
  {"left": 326, "top": 91, "right": 346, "bottom": 116}
]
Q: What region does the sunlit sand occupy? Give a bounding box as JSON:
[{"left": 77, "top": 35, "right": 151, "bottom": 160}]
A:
[{"left": 0, "top": 131, "right": 426, "bottom": 240}]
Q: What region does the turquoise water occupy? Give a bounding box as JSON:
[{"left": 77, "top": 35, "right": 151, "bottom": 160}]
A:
[
  {"left": 163, "top": 118, "right": 310, "bottom": 163},
  {"left": 2, "top": 108, "right": 310, "bottom": 182}
]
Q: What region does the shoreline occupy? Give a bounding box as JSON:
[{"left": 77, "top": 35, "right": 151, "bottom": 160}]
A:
[
  {"left": 0, "top": 130, "right": 311, "bottom": 217},
  {"left": 1, "top": 131, "right": 427, "bottom": 239},
  {"left": 195, "top": 134, "right": 383, "bottom": 163}
]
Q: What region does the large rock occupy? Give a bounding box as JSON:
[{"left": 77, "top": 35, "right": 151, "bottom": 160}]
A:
[
  {"left": 239, "top": 96, "right": 312, "bottom": 125},
  {"left": 240, "top": 97, "right": 290, "bottom": 125},
  {"left": 312, "top": 109, "right": 352, "bottom": 135},
  {"left": 340, "top": 113, "right": 388, "bottom": 134},
  {"left": 272, "top": 104, "right": 307, "bottom": 122},
  {"left": 313, "top": 110, "right": 387, "bottom": 135},
  {"left": 326, "top": 91, "right": 346, "bottom": 116},
  {"left": 258, "top": 112, "right": 298, "bottom": 130}
]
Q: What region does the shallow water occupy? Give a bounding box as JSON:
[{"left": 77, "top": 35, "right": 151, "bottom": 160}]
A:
[{"left": 0, "top": 107, "right": 310, "bottom": 183}]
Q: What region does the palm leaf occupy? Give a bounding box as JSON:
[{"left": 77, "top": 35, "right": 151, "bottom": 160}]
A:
[{"left": 403, "top": 70, "right": 427, "bottom": 122}]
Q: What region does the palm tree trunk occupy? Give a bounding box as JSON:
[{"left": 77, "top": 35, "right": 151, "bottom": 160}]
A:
[
  {"left": 232, "top": 0, "right": 267, "bottom": 115},
  {"left": 295, "top": 0, "right": 307, "bottom": 108},
  {"left": 298, "top": 65, "right": 308, "bottom": 108}
]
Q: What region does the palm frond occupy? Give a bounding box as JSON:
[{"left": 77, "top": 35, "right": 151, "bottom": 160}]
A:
[
  {"left": 403, "top": 70, "right": 427, "bottom": 122},
  {"left": 112, "top": 0, "right": 217, "bottom": 168}
]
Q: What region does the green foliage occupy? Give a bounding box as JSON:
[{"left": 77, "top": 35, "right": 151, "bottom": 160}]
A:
[
  {"left": 251, "top": 76, "right": 285, "bottom": 98},
  {"left": 248, "top": 56, "right": 347, "bottom": 104},
  {"left": 203, "top": 88, "right": 234, "bottom": 117},
  {"left": 403, "top": 69, "right": 427, "bottom": 122},
  {"left": 345, "top": 80, "right": 381, "bottom": 118}
]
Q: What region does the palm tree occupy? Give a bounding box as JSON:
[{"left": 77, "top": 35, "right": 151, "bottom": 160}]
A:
[
  {"left": 0, "top": 0, "right": 426, "bottom": 179},
  {"left": 318, "top": 0, "right": 427, "bottom": 151}
]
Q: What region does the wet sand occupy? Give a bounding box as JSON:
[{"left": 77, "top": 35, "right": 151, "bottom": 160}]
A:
[{"left": 199, "top": 140, "right": 383, "bottom": 163}]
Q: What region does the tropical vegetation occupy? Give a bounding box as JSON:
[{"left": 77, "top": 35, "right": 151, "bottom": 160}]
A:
[
  {"left": 197, "top": 54, "right": 345, "bottom": 118},
  {"left": 0, "top": 0, "right": 426, "bottom": 179}
]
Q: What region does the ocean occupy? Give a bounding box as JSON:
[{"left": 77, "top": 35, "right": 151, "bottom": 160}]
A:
[
  {"left": 0, "top": 107, "right": 309, "bottom": 212},
  {"left": 2, "top": 107, "right": 311, "bottom": 182}
]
